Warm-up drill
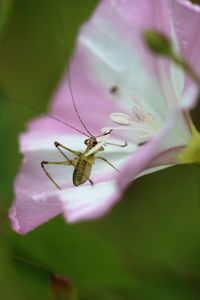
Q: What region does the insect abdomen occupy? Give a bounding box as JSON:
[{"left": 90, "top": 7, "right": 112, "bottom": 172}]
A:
[{"left": 73, "top": 157, "right": 93, "bottom": 186}]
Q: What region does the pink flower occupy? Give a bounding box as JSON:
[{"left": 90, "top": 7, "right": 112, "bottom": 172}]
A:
[{"left": 9, "top": 0, "right": 200, "bottom": 234}]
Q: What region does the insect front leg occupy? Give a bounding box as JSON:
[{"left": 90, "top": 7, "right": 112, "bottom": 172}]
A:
[
  {"left": 95, "top": 156, "right": 119, "bottom": 172},
  {"left": 105, "top": 141, "right": 128, "bottom": 147},
  {"left": 41, "top": 160, "right": 76, "bottom": 190}
]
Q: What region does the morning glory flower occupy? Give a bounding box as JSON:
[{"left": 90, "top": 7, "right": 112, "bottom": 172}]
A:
[{"left": 9, "top": 0, "right": 200, "bottom": 234}]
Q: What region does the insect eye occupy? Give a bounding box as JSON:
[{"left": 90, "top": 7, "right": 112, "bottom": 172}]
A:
[{"left": 84, "top": 139, "right": 89, "bottom": 145}]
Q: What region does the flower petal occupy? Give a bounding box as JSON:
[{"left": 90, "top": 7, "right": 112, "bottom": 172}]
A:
[
  {"left": 78, "top": 0, "right": 173, "bottom": 123},
  {"left": 60, "top": 110, "right": 188, "bottom": 224},
  {"left": 9, "top": 194, "right": 62, "bottom": 235},
  {"left": 59, "top": 180, "right": 120, "bottom": 223},
  {"left": 50, "top": 50, "right": 123, "bottom": 136},
  {"left": 10, "top": 0, "right": 199, "bottom": 233},
  {"left": 10, "top": 117, "right": 136, "bottom": 233},
  {"left": 116, "top": 108, "right": 188, "bottom": 191},
  {"left": 169, "top": 0, "right": 200, "bottom": 81},
  {"left": 9, "top": 132, "right": 84, "bottom": 234}
]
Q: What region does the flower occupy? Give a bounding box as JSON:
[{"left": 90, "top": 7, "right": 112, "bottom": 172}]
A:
[{"left": 9, "top": 0, "right": 200, "bottom": 234}]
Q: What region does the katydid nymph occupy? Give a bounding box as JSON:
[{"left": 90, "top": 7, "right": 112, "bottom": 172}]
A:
[
  {"left": 40, "top": 67, "right": 128, "bottom": 190},
  {"left": 8, "top": 80, "right": 127, "bottom": 190}
]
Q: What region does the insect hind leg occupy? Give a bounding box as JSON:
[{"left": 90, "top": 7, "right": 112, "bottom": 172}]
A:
[
  {"left": 54, "top": 141, "right": 80, "bottom": 158},
  {"left": 41, "top": 160, "right": 74, "bottom": 190}
]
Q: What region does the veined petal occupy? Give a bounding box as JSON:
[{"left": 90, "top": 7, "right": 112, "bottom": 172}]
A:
[
  {"left": 50, "top": 50, "right": 123, "bottom": 136},
  {"left": 116, "top": 108, "right": 189, "bottom": 191},
  {"left": 9, "top": 194, "right": 62, "bottom": 235},
  {"left": 10, "top": 119, "right": 136, "bottom": 233},
  {"left": 60, "top": 180, "right": 120, "bottom": 223},
  {"left": 10, "top": 133, "right": 82, "bottom": 234},
  {"left": 61, "top": 109, "right": 189, "bottom": 224},
  {"left": 78, "top": 0, "right": 172, "bottom": 123},
  {"left": 169, "top": 0, "right": 200, "bottom": 84},
  {"left": 9, "top": 130, "right": 83, "bottom": 234},
  {"left": 78, "top": 0, "right": 198, "bottom": 111},
  {"left": 76, "top": 0, "right": 195, "bottom": 144},
  {"left": 10, "top": 0, "right": 199, "bottom": 233},
  {"left": 19, "top": 131, "right": 135, "bottom": 190}
]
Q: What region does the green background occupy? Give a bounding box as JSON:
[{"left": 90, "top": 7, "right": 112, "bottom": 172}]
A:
[{"left": 0, "top": 1, "right": 200, "bottom": 299}]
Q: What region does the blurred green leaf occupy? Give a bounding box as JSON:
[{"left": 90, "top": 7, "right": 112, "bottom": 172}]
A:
[
  {"left": 189, "top": 0, "right": 200, "bottom": 5},
  {"left": 9, "top": 217, "right": 134, "bottom": 298},
  {"left": 0, "top": 93, "right": 18, "bottom": 203},
  {"left": 0, "top": 234, "right": 49, "bottom": 300},
  {"left": 80, "top": 165, "right": 200, "bottom": 299},
  {"left": 0, "top": 0, "right": 97, "bottom": 109},
  {"left": 0, "top": 0, "right": 13, "bottom": 37}
]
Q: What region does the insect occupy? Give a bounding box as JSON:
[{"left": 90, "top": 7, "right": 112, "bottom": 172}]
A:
[
  {"left": 41, "top": 131, "right": 116, "bottom": 189},
  {"left": 7, "top": 68, "right": 127, "bottom": 190},
  {"left": 9, "top": 90, "right": 126, "bottom": 190},
  {"left": 39, "top": 67, "right": 127, "bottom": 190},
  {"left": 109, "top": 85, "right": 119, "bottom": 95}
]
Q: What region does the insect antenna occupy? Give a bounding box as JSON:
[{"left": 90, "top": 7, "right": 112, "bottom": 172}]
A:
[
  {"left": 67, "top": 61, "right": 93, "bottom": 137},
  {"left": 6, "top": 96, "right": 90, "bottom": 137},
  {"left": 56, "top": 8, "right": 93, "bottom": 138}
]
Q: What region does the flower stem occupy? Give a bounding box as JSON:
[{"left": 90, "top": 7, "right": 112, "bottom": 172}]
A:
[{"left": 171, "top": 53, "right": 200, "bottom": 87}]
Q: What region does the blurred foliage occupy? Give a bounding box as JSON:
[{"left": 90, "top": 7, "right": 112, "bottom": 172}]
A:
[
  {"left": 189, "top": 0, "right": 200, "bottom": 5},
  {"left": 1, "top": 1, "right": 200, "bottom": 300},
  {"left": 0, "top": 0, "right": 13, "bottom": 37}
]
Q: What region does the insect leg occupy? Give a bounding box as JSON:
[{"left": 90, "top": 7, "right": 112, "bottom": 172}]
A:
[
  {"left": 95, "top": 156, "right": 119, "bottom": 172},
  {"left": 86, "top": 177, "right": 94, "bottom": 186},
  {"left": 89, "top": 179, "right": 94, "bottom": 186},
  {"left": 41, "top": 160, "right": 75, "bottom": 190},
  {"left": 54, "top": 141, "right": 81, "bottom": 157},
  {"left": 95, "top": 129, "right": 113, "bottom": 138},
  {"left": 79, "top": 174, "right": 94, "bottom": 186},
  {"left": 54, "top": 142, "right": 74, "bottom": 161},
  {"left": 105, "top": 141, "right": 128, "bottom": 147}
]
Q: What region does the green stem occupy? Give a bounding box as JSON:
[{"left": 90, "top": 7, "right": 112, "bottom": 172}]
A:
[
  {"left": 171, "top": 53, "right": 200, "bottom": 87},
  {"left": 14, "top": 255, "right": 52, "bottom": 275}
]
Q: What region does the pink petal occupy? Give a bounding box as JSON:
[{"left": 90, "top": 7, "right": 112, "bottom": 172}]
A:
[
  {"left": 50, "top": 50, "right": 123, "bottom": 136},
  {"left": 60, "top": 111, "right": 188, "bottom": 224},
  {"left": 116, "top": 108, "right": 187, "bottom": 191},
  {"left": 10, "top": 119, "right": 134, "bottom": 233},
  {"left": 77, "top": 0, "right": 192, "bottom": 128},
  {"left": 78, "top": 0, "right": 174, "bottom": 98},
  {"left": 10, "top": 0, "right": 198, "bottom": 233},
  {"left": 147, "top": 145, "right": 184, "bottom": 168},
  {"left": 169, "top": 0, "right": 200, "bottom": 81},
  {"left": 9, "top": 132, "right": 76, "bottom": 234},
  {"left": 9, "top": 195, "right": 62, "bottom": 235},
  {"left": 90, "top": 0, "right": 171, "bottom": 76},
  {"left": 60, "top": 180, "right": 120, "bottom": 223}
]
